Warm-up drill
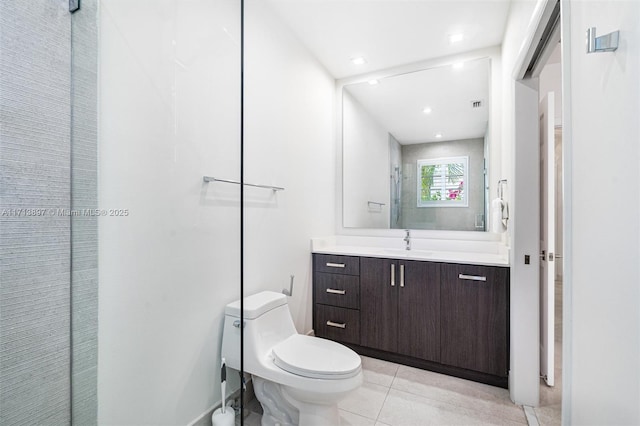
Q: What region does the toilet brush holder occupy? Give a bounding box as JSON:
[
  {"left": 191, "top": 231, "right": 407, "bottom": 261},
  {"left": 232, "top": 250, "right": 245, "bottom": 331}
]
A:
[{"left": 211, "top": 405, "right": 234, "bottom": 426}]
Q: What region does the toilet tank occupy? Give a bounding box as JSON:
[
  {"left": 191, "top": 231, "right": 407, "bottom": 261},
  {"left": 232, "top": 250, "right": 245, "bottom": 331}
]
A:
[{"left": 221, "top": 291, "right": 297, "bottom": 372}]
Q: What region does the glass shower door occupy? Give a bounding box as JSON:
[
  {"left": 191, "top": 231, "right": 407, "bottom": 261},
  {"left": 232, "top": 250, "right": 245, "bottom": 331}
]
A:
[
  {"left": 95, "top": 0, "right": 243, "bottom": 424},
  {"left": 0, "top": 0, "right": 244, "bottom": 424}
]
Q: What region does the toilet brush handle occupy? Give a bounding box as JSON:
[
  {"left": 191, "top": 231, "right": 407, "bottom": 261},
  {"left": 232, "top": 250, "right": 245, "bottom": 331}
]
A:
[{"left": 221, "top": 358, "right": 227, "bottom": 414}]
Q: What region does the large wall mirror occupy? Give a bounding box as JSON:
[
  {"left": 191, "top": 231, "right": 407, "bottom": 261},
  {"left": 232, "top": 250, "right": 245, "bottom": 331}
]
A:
[{"left": 343, "top": 57, "right": 491, "bottom": 231}]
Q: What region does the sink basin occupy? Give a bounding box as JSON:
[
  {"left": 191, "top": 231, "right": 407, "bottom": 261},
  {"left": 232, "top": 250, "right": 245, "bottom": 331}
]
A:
[
  {"left": 381, "top": 248, "right": 433, "bottom": 258},
  {"left": 382, "top": 248, "right": 410, "bottom": 255}
]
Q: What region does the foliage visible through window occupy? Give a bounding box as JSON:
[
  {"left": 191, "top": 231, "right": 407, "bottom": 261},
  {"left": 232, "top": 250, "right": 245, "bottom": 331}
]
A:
[{"left": 417, "top": 156, "right": 468, "bottom": 207}]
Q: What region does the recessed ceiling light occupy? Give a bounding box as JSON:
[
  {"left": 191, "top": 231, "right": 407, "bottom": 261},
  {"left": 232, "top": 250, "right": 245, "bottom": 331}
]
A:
[
  {"left": 351, "top": 56, "right": 367, "bottom": 65},
  {"left": 368, "top": 79, "right": 379, "bottom": 85},
  {"left": 435, "top": 133, "right": 443, "bottom": 138},
  {"left": 449, "top": 33, "right": 464, "bottom": 44},
  {"left": 452, "top": 61, "right": 465, "bottom": 70},
  {"left": 422, "top": 107, "right": 432, "bottom": 114}
]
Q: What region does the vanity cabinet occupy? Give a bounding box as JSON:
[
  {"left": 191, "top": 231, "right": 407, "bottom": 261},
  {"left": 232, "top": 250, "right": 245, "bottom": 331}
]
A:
[
  {"left": 312, "top": 255, "right": 361, "bottom": 345},
  {"left": 440, "top": 263, "right": 509, "bottom": 377},
  {"left": 312, "top": 253, "right": 510, "bottom": 388},
  {"left": 360, "top": 257, "right": 440, "bottom": 362}
]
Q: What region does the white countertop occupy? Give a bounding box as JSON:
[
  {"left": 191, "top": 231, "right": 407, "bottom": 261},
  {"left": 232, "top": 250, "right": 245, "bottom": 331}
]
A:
[{"left": 311, "top": 236, "right": 510, "bottom": 267}]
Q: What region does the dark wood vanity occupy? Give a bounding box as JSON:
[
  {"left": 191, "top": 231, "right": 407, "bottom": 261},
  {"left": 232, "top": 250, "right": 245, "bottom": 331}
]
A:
[{"left": 312, "top": 253, "right": 509, "bottom": 388}]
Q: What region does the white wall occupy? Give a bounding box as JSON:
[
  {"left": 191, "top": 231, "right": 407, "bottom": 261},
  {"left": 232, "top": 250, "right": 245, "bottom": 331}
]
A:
[
  {"left": 342, "top": 91, "right": 390, "bottom": 229},
  {"left": 98, "top": 0, "right": 335, "bottom": 424},
  {"left": 564, "top": 1, "right": 640, "bottom": 423},
  {"left": 243, "top": 0, "right": 336, "bottom": 335}
]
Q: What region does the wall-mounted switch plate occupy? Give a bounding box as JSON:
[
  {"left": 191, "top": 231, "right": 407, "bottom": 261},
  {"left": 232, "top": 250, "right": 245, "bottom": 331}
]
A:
[{"left": 524, "top": 255, "right": 530, "bottom": 265}]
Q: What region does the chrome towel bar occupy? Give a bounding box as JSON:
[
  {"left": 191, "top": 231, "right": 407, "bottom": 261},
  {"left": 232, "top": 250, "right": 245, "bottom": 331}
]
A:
[{"left": 203, "top": 176, "right": 284, "bottom": 191}]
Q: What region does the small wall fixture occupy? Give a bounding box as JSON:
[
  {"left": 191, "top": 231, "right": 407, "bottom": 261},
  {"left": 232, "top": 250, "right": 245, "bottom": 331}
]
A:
[{"left": 586, "top": 27, "right": 619, "bottom": 53}]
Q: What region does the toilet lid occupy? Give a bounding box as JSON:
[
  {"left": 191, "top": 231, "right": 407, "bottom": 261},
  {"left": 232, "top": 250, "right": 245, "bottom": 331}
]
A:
[{"left": 272, "top": 335, "right": 361, "bottom": 380}]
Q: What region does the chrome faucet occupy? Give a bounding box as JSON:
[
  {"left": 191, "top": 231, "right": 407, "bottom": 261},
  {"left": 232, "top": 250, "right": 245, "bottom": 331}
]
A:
[{"left": 404, "top": 229, "right": 411, "bottom": 251}]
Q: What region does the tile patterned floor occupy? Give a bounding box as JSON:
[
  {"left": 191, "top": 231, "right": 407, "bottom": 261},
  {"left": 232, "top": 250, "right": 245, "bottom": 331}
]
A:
[{"left": 240, "top": 356, "right": 528, "bottom": 426}]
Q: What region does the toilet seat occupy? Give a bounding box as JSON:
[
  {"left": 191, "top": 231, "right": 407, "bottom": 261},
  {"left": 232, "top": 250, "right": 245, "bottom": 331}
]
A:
[{"left": 272, "top": 334, "right": 361, "bottom": 380}]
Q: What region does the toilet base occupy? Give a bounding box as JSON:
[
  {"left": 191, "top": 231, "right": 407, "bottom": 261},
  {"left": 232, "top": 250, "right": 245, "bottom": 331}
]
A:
[
  {"left": 252, "top": 376, "right": 343, "bottom": 426},
  {"left": 252, "top": 376, "right": 298, "bottom": 426},
  {"left": 282, "top": 396, "right": 341, "bottom": 426}
]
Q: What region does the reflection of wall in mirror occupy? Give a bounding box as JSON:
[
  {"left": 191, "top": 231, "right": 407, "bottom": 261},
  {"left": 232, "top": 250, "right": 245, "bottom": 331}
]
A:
[
  {"left": 342, "top": 91, "right": 389, "bottom": 228},
  {"left": 400, "top": 138, "right": 485, "bottom": 231}
]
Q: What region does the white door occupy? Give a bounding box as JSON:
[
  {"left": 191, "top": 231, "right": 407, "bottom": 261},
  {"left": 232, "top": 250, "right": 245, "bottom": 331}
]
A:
[
  {"left": 539, "top": 92, "right": 555, "bottom": 387},
  {"left": 554, "top": 128, "right": 563, "bottom": 281}
]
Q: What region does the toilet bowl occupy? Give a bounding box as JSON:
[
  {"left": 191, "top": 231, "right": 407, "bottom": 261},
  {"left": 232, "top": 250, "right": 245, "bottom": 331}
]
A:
[{"left": 221, "top": 291, "right": 363, "bottom": 426}]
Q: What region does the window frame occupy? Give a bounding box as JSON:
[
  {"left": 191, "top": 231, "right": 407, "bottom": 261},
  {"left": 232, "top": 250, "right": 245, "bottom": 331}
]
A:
[{"left": 416, "top": 156, "right": 469, "bottom": 208}]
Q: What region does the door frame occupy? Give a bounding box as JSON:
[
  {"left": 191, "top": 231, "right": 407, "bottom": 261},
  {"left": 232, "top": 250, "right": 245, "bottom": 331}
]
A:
[{"left": 509, "top": 0, "right": 573, "bottom": 420}]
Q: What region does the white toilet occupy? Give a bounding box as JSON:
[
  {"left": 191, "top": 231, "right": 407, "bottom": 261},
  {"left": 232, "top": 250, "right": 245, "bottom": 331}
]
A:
[{"left": 221, "top": 291, "right": 363, "bottom": 426}]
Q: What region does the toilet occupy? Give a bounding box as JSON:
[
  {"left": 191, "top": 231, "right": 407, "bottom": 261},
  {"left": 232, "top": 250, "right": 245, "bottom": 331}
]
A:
[{"left": 221, "top": 291, "right": 363, "bottom": 426}]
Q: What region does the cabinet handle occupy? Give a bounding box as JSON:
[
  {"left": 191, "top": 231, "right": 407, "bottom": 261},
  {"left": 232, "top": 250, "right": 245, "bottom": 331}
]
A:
[
  {"left": 326, "top": 288, "right": 346, "bottom": 295},
  {"left": 458, "top": 274, "right": 487, "bottom": 282},
  {"left": 326, "top": 320, "right": 346, "bottom": 329},
  {"left": 326, "top": 262, "right": 345, "bottom": 268},
  {"left": 391, "top": 264, "right": 395, "bottom": 286},
  {"left": 400, "top": 264, "right": 405, "bottom": 287}
]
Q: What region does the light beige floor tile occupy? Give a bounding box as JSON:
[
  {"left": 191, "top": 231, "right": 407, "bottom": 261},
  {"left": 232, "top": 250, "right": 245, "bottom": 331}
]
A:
[
  {"left": 246, "top": 397, "right": 263, "bottom": 414},
  {"left": 236, "top": 411, "right": 261, "bottom": 426},
  {"left": 393, "top": 365, "right": 509, "bottom": 401},
  {"left": 391, "top": 366, "right": 526, "bottom": 423},
  {"left": 379, "top": 388, "right": 523, "bottom": 425},
  {"left": 340, "top": 409, "right": 378, "bottom": 426},
  {"left": 374, "top": 422, "right": 392, "bottom": 426},
  {"left": 534, "top": 404, "right": 561, "bottom": 426},
  {"left": 540, "top": 377, "right": 562, "bottom": 407},
  {"left": 338, "top": 381, "right": 390, "bottom": 420},
  {"left": 361, "top": 356, "right": 400, "bottom": 387}
]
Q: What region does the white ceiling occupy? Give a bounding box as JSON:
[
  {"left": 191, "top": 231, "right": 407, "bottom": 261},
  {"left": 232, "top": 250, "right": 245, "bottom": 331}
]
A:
[
  {"left": 345, "top": 58, "right": 489, "bottom": 144},
  {"left": 265, "top": 0, "right": 512, "bottom": 79}
]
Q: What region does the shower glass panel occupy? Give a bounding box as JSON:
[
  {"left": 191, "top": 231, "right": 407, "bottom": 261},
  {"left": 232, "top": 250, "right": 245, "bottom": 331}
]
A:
[
  {"left": 1, "top": 0, "right": 243, "bottom": 424},
  {"left": 94, "top": 1, "right": 243, "bottom": 424},
  {"left": 70, "top": 1, "right": 99, "bottom": 423}
]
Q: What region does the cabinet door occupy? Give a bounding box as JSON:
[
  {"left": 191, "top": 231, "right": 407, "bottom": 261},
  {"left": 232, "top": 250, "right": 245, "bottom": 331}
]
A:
[
  {"left": 360, "top": 257, "right": 397, "bottom": 353},
  {"left": 397, "top": 260, "right": 440, "bottom": 362},
  {"left": 440, "top": 264, "right": 509, "bottom": 377}
]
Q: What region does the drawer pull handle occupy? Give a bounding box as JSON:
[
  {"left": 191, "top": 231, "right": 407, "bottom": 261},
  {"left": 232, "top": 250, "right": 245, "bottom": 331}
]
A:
[
  {"left": 400, "top": 264, "right": 405, "bottom": 288},
  {"left": 326, "top": 321, "right": 346, "bottom": 329},
  {"left": 459, "top": 274, "right": 487, "bottom": 282},
  {"left": 326, "top": 288, "right": 346, "bottom": 295},
  {"left": 391, "top": 264, "right": 395, "bottom": 286},
  {"left": 326, "top": 262, "right": 345, "bottom": 268}
]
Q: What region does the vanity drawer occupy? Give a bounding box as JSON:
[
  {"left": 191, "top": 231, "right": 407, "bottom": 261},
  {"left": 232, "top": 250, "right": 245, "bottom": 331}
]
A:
[
  {"left": 314, "top": 254, "right": 360, "bottom": 276},
  {"left": 314, "top": 273, "right": 359, "bottom": 309},
  {"left": 314, "top": 305, "right": 360, "bottom": 345}
]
